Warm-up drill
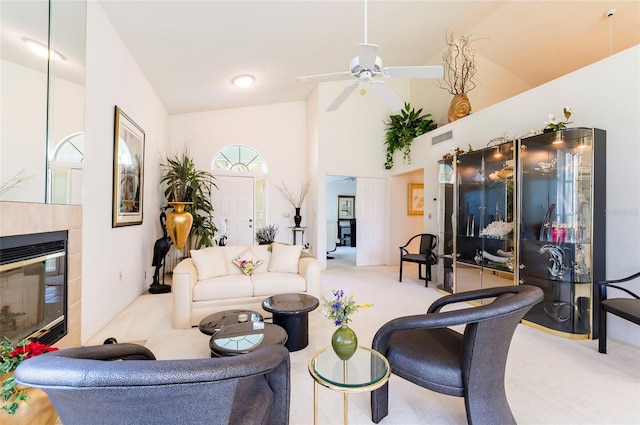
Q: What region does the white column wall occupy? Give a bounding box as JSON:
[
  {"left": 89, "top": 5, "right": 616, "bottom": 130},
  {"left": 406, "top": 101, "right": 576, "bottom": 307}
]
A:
[{"left": 82, "top": 2, "right": 169, "bottom": 342}]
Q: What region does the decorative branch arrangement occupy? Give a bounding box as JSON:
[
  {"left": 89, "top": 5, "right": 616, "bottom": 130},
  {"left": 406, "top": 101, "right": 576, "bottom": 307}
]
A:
[
  {"left": 438, "top": 30, "right": 479, "bottom": 95},
  {"left": 0, "top": 169, "right": 33, "bottom": 196},
  {"left": 276, "top": 178, "right": 311, "bottom": 208}
]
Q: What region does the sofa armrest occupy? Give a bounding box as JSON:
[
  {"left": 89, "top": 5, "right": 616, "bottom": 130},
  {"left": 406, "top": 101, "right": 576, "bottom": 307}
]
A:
[
  {"left": 172, "top": 258, "right": 198, "bottom": 329},
  {"left": 299, "top": 257, "right": 321, "bottom": 298}
]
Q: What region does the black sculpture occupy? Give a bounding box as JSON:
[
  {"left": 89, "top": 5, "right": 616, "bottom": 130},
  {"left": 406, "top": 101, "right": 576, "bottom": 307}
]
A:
[{"left": 149, "top": 211, "right": 172, "bottom": 294}]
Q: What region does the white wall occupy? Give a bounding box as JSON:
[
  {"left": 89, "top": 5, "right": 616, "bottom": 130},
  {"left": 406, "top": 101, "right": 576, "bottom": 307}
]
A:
[
  {"left": 395, "top": 45, "right": 640, "bottom": 346},
  {"left": 411, "top": 52, "right": 532, "bottom": 127},
  {"left": 168, "top": 101, "right": 308, "bottom": 245},
  {"left": 82, "top": 2, "right": 169, "bottom": 342},
  {"left": 312, "top": 78, "right": 411, "bottom": 266},
  {"left": 390, "top": 169, "right": 424, "bottom": 266}
]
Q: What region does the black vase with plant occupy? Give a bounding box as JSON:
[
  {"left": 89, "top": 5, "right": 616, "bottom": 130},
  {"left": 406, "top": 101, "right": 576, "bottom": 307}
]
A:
[
  {"left": 276, "top": 179, "right": 311, "bottom": 226},
  {"left": 160, "top": 149, "right": 217, "bottom": 250}
]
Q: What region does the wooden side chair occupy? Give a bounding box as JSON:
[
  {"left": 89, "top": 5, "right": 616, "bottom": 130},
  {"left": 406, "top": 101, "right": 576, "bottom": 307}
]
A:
[
  {"left": 597, "top": 271, "right": 640, "bottom": 353},
  {"left": 399, "top": 234, "right": 438, "bottom": 286}
]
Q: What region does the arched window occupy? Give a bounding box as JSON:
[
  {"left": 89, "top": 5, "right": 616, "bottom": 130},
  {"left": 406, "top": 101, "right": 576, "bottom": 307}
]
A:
[
  {"left": 211, "top": 144, "right": 267, "bottom": 173},
  {"left": 50, "top": 133, "right": 84, "bottom": 204},
  {"left": 53, "top": 132, "right": 84, "bottom": 163}
]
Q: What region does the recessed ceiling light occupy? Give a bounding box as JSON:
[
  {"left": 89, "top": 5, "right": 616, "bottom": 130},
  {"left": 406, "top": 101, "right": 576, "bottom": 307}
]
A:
[
  {"left": 23, "top": 38, "right": 64, "bottom": 61},
  {"left": 232, "top": 75, "right": 255, "bottom": 88}
]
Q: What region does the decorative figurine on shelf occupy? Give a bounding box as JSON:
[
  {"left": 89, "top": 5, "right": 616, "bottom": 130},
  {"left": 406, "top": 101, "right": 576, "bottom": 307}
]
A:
[
  {"left": 149, "top": 211, "right": 172, "bottom": 294},
  {"left": 539, "top": 244, "right": 570, "bottom": 278}
]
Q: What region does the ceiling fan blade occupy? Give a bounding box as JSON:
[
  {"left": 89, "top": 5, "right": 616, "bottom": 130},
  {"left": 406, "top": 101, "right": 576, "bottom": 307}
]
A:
[
  {"left": 327, "top": 81, "right": 359, "bottom": 112},
  {"left": 296, "top": 71, "right": 352, "bottom": 83},
  {"left": 370, "top": 80, "right": 403, "bottom": 112},
  {"left": 382, "top": 65, "right": 444, "bottom": 79},
  {"left": 357, "top": 43, "right": 378, "bottom": 70}
]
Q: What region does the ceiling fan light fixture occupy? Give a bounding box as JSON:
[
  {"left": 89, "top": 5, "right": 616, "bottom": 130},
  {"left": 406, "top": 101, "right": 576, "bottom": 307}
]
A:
[
  {"left": 232, "top": 75, "right": 255, "bottom": 88},
  {"left": 23, "top": 38, "right": 64, "bottom": 61}
]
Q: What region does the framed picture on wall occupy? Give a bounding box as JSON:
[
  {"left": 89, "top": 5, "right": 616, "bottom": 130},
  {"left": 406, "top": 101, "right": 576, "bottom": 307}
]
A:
[
  {"left": 408, "top": 183, "right": 424, "bottom": 216},
  {"left": 112, "top": 105, "right": 145, "bottom": 227},
  {"left": 337, "top": 195, "right": 355, "bottom": 219}
]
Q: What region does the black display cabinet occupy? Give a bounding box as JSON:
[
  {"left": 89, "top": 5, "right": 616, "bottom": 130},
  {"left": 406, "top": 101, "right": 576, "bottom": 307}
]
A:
[{"left": 517, "top": 128, "right": 606, "bottom": 338}]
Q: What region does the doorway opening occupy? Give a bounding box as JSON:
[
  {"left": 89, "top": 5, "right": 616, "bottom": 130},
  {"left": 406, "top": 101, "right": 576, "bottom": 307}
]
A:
[{"left": 326, "top": 175, "right": 356, "bottom": 268}]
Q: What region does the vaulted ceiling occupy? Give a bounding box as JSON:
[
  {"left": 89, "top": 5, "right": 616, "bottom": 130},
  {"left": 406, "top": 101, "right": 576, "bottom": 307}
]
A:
[{"left": 17, "top": 0, "right": 639, "bottom": 115}]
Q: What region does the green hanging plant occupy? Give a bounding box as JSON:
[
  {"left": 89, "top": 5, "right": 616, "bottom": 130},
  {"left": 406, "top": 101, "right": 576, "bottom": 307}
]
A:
[{"left": 384, "top": 103, "right": 437, "bottom": 170}]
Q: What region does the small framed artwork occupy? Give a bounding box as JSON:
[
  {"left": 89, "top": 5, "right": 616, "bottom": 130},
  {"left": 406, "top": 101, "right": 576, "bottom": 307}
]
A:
[
  {"left": 112, "top": 106, "right": 145, "bottom": 227},
  {"left": 408, "top": 183, "right": 424, "bottom": 216},
  {"left": 337, "top": 195, "right": 355, "bottom": 219}
]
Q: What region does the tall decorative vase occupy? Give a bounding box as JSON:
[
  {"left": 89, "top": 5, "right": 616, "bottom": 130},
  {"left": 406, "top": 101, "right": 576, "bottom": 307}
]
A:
[
  {"left": 294, "top": 207, "right": 302, "bottom": 227},
  {"left": 0, "top": 374, "right": 58, "bottom": 425},
  {"left": 166, "top": 202, "right": 193, "bottom": 250},
  {"left": 331, "top": 325, "right": 358, "bottom": 361},
  {"left": 448, "top": 93, "right": 472, "bottom": 123}
]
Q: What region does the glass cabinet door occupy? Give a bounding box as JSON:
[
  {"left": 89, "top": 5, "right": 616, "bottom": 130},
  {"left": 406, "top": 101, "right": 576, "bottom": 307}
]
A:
[
  {"left": 437, "top": 158, "right": 455, "bottom": 293},
  {"left": 454, "top": 141, "right": 516, "bottom": 294},
  {"left": 518, "top": 128, "right": 606, "bottom": 336}
]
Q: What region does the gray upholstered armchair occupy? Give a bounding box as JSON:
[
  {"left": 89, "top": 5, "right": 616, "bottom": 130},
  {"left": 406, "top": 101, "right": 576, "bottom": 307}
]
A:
[
  {"left": 371, "top": 285, "right": 543, "bottom": 425},
  {"left": 15, "top": 343, "right": 290, "bottom": 425}
]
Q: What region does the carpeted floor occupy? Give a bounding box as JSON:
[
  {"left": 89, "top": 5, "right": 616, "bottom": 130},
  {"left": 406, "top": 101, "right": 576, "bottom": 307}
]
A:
[{"left": 87, "top": 264, "right": 640, "bottom": 424}]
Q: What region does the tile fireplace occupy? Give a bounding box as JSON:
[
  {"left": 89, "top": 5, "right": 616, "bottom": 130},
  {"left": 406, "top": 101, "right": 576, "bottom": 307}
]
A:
[
  {"left": 0, "top": 231, "right": 68, "bottom": 344},
  {"left": 0, "top": 202, "right": 81, "bottom": 348}
]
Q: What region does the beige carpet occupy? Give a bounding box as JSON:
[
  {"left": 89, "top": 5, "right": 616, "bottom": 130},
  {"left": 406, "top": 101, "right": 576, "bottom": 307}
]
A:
[{"left": 87, "top": 264, "right": 640, "bottom": 424}]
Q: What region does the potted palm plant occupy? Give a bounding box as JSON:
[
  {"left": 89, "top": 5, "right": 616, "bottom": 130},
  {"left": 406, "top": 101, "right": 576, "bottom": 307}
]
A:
[{"left": 160, "top": 149, "right": 217, "bottom": 250}]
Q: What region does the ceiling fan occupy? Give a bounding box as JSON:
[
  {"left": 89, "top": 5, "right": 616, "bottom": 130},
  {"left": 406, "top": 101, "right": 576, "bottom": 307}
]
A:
[{"left": 296, "top": 0, "right": 443, "bottom": 112}]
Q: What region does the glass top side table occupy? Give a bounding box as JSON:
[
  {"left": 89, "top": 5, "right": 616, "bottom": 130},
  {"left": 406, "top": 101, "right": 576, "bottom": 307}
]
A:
[{"left": 308, "top": 346, "right": 390, "bottom": 424}]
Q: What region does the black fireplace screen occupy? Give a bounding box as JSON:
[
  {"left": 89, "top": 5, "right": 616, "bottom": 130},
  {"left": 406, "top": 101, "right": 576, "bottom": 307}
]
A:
[{"left": 0, "top": 231, "right": 68, "bottom": 345}]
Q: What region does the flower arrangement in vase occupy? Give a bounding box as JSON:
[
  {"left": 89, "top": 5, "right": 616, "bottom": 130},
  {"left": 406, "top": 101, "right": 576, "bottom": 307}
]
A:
[
  {"left": 543, "top": 107, "right": 573, "bottom": 132},
  {"left": 1, "top": 338, "right": 58, "bottom": 417},
  {"left": 321, "top": 290, "right": 372, "bottom": 360}
]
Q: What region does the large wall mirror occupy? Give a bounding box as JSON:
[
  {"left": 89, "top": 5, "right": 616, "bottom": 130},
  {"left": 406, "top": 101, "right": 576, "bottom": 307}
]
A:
[{"left": 0, "top": 0, "right": 86, "bottom": 205}]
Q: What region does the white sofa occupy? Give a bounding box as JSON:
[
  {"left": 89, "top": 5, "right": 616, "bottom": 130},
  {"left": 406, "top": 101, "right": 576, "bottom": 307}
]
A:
[{"left": 172, "top": 243, "right": 321, "bottom": 329}]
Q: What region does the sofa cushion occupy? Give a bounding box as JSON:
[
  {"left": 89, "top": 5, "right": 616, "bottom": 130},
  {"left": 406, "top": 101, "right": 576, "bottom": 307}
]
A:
[
  {"left": 268, "top": 243, "right": 302, "bottom": 273},
  {"left": 193, "top": 275, "right": 253, "bottom": 301},
  {"left": 190, "top": 247, "right": 228, "bottom": 280},
  {"left": 232, "top": 248, "right": 264, "bottom": 276},
  {"left": 251, "top": 272, "right": 306, "bottom": 297},
  {"left": 249, "top": 245, "right": 272, "bottom": 274},
  {"left": 222, "top": 246, "right": 250, "bottom": 275}
]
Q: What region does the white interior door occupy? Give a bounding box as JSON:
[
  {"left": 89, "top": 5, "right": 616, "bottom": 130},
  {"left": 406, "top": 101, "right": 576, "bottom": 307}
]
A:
[
  {"left": 212, "top": 176, "right": 254, "bottom": 245},
  {"left": 356, "top": 178, "right": 387, "bottom": 266}
]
